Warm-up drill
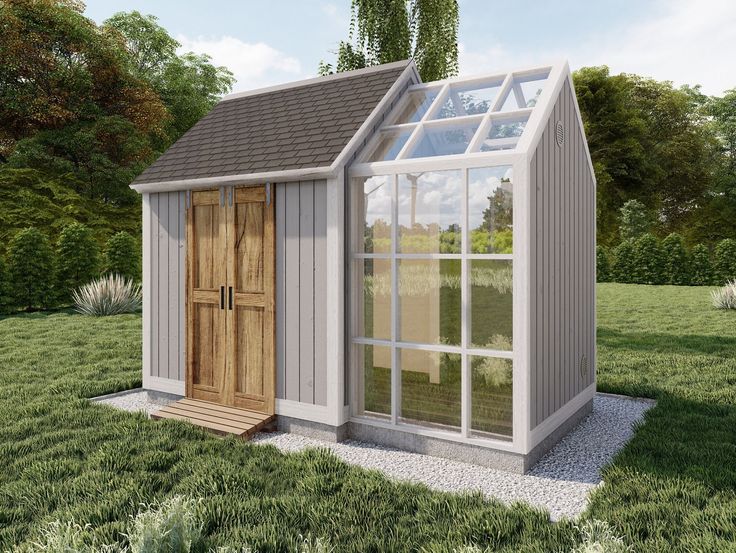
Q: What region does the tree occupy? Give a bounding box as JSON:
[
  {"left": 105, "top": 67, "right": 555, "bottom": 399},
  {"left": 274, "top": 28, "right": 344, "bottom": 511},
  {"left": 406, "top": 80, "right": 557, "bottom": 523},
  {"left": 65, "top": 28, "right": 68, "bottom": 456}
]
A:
[
  {"left": 0, "top": 255, "right": 11, "bottom": 313},
  {"left": 632, "top": 233, "right": 665, "bottom": 285},
  {"left": 8, "top": 227, "right": 54, "bottom": 310},
  {"left": 619, "top": 199, "right": 651, "bottom": 242},
  {"left": 104, "top": 232, "right": 140, "bottom": 281},
  {"left": 55, "top": 223, "right": 99, "bottom": 302},
  {"left": 661, "top": 233, "right": 690, "bottom": 285},
  {"left": 321, "top": 0, "right": 459, "bottom": 82},
  {"left": 611, "top": 240, "right": 636, "bottom": 283},
  {"left": 714, "top": 238, "right": 736, "bottom": 284},
  {"left": 690, "top": 244, "right": 715, "bottom": 286},
  {"left": 596, "top": 246, "right": 611, "bottom": 283}
]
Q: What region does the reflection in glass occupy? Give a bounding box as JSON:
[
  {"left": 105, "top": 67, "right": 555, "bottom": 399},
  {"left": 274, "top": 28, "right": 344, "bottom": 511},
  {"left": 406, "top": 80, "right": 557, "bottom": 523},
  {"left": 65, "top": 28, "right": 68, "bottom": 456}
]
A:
[
  {"left": 392, "top": 89, "right": 440, "bottom": 124},
  {"left": 480, "top": 116, "right": 529, "bottom": 151},
  {"left": 436, "top": 81, "right": 503, "bottom": 118},
  {"left": 359, "top": 258, "right": 391, "bottom": 340},
  {"left": 366, "top": 130, "right": 412, "bottom": 162},
  {"left": 359, "top": 345, "right": 391, "bottom": 419},
  {"left": 468, "top": 167, "right": 513, "bottom": 254},
  {"left": 499, "top": 72, "right": 550, "bottom": 112},
  {"left": 470, "top": 259, "right": 512, "bottom": 349},
  {"left": 398, "top": 170, "right": 462, "bottom": 253},
  {"left": 360, "top": 176, "right": 392, "bottom": 254},
  {"left": 399, "top": 259, "right": 461, "bottom": 346},
  {"left": 471, "top": 355, "right": 513, "bottom": 437},
  {"left": 400, "top": 348, "right": 461, "bottom": 429},
  {"left": 408, "top": 123, "right": 479, "bottom": 158}
]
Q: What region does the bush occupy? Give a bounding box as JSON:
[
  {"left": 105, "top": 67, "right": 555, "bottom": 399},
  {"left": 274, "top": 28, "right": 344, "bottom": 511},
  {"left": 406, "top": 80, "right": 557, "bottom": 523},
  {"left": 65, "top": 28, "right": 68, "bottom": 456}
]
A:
[
  {"left": 712, "top": 281, "right": 736, "bottom": 310},
  {"left": 8, "top": 227, "right": 54, "bottom": 310},
  {"left": 0, "top": 254, "right": 12, "bottom": 313},
  {"left": 126, "top": 496, "right": 201, "bottom": 553},
  {"left": 611, "top": 239, "right": 636, "bottom": 283},
  {"left": 632, "top": 233, "right": 665, "bottom": 284},
  {"left": 714, "top": 238, "right": 736, "bottom": 284},
  {"left": 619, "top": 199, "right": 651, "bottom": 241},
  {"left": 104, "top": 231, "right": 140, "bottom": 281},
  {"left": 690, "top": 244, "right": 715, "bottom": 286},
  {"left": 55, "top": 222, "right": 99, "bottom": 302},
  {"left": 661, "top": 233, "right": 690, "bottom": 285},
  {"left": 570, "top": 519, "right": 633, "bottom": 553},
  {"left": 16, "top": 520, "right": 110, "bottom": 553},
  {"left": 72, "top": 274, "right": 141, "bottom": 316},
  {"left": 596, "top": 246, "right": 611, "bottom": 282}
]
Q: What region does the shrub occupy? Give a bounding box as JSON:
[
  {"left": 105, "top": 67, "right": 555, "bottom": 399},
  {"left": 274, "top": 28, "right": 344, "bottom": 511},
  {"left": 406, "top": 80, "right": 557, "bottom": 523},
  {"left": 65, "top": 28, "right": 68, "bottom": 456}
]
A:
[
  {"left": 8, "top": 227, "right": 54, "bottom": 310},
  {"left": 661, "top": 233, "right": 690, "bottom": 285},
  {"left": 690, "top": 244, "right": 715, "bottom": 286},
  {"left": 712, "top": 281, "right": 736, "bottom": 310},
  {"left": 618, "top": 199, "right": 650, "bottom": 241},
  {"left": 611, "top": 239, "right": 636, "bottom": 283},
  {"left": 0, "top": 254, "right": 12, "bottom": 313},
  {"left": 72, "top": 274, "right": 141, "bottom": 316},
  {"left": 632, "top": 233, "right": 665, "bottom": 284},
  {"left": 104, "top": 231, "right": 141, "bottom": 281},
  {"left": 570, "top": 519, "right": 633, "bottom": 553},
  {"left": 126, "top": 496, "right": 201, "bottom": 553},
  {"left": 55, "top": 222, "right": 99, "bottom": 303},
  {"left": 596, "top": 246, "right": 611, "bottom": 282},
  {"left": 18, "top": 520, "right": 110, "bottom": 553},
  {"left": 714, "top": 238, "right": 736, "bottom": 284}
]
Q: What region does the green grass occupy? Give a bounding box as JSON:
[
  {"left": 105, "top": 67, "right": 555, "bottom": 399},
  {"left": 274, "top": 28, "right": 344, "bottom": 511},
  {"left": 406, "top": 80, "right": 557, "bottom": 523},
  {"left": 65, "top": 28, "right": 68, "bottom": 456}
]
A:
[{"left": 0, "top": 284, "right": 735, "bottom": 550}]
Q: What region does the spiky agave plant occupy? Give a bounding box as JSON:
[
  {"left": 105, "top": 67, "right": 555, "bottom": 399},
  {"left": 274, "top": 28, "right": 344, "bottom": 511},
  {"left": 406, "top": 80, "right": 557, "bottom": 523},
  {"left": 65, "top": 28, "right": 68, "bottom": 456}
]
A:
[
  {"left": 72, "top": 273, "right": 141, "bottom": 316},
  {"left": 712, "top": 280, "right": 736, "bottom": 310}
]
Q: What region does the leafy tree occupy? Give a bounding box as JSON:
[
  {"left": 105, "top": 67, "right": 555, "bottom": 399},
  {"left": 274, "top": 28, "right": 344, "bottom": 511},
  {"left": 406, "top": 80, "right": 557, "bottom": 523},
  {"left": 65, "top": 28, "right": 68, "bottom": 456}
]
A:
[
  {"left": 714, "top": 238, "right": 736, "bottom": 284},
  {"left": 322, "top": 0, "right": 459, "bottom": 82},
  {"left": 104, "top": 232, "right": 140, "bottom": 281},
  {"left": 632, "top": 233, "right": 665, "bottom": 285},
  {"left": 690, "top": 244, "right": 715, "bottom": 286},
  {"left": 661, "top": 233, "right": 690, "bottom": 285},
  {"left": 8, "top": 227, "right": 54, "bottom": 310},
  {"left": 619, "top": 199, "right": 651, "bottom": 242},
  {"left": 0, "top": 255, "right": 11, "bottom": 313},
  {"left": 596, "top": 246, "right": 611, "bottom": 283},
  {"left": 55, "top": 223, "right": 99, "bottom": 302},
  {"left": 611, "top": 240, "right": 636, "bottom": 283}
]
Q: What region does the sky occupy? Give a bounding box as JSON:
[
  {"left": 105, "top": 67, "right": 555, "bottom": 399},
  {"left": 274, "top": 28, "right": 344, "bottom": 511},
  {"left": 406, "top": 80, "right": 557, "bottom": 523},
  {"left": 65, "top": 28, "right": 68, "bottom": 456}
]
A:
[{"left": 84, "top": 0, "right": 736, "bottom": 96}]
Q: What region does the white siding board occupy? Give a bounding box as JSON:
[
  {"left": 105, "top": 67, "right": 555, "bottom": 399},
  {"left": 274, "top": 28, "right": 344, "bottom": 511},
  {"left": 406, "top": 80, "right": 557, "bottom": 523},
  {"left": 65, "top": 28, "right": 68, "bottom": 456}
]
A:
[
  {"left": 150, "top": 193, "right": 160, "bottom": 378},
  {"left": 276, "top": 185, "right": 286, "bottom": 399},
  {"left": 284, "top": 183, "right": 302, "bottom": 402},
  {"left": 299, "top": 181, "right": 315, "bottom": 403},
  {"left": 313, "top": 181, "right": 328, "bottom": 407}
]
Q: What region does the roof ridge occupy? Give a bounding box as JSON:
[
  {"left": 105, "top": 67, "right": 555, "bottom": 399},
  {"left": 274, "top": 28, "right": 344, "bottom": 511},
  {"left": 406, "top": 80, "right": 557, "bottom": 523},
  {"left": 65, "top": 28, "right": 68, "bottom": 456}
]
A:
[{"left": 220, "top": 59, "right": 412, "bottom": 103}]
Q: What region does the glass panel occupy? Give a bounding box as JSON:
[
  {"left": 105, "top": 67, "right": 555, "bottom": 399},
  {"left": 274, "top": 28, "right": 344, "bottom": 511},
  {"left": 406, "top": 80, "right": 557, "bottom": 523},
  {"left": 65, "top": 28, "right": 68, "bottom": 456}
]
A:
[
  {"left": 471, "top": 356, "right": 513, "bottom": 437},
  {"left": 358, "top": 258, "right": 391, "bottom": 340},
  {"left": 360, "top": 175, "right": 392, "bottom": 254},
  {"left": 498, "top": 72, "right": 549, "bottom": 112},
  {"left": 358, "top": 344, "right": 391, "bottom": 419},
  {"left": 398, "top": 170, "right": 462, "bottom": 253},
  {"left": 392, "top": 89, "right": 440, "bottom": 124},
  {"left": 407, "top": 122, "right": 479, "bottom": 158},
  {"left": 470, "top": 259, "right": 513, "bottom": 350},
  {"left": 400, "top": 348, "right": 461, "bottom": 430},
  {"left": 366, "top": 129, "right": 413, "bottom": 162},
  {"left": 435, "top": 81, "right": 503, "bottom": 119},
  {"left": 480, "top": 116, "right": 529, "bottom": 152},
  {"left": 468, "top": 167, "right": 513, "bottom": 254},
  {"left": 399, "top": 259, "right": 461, "bottom": 346}
]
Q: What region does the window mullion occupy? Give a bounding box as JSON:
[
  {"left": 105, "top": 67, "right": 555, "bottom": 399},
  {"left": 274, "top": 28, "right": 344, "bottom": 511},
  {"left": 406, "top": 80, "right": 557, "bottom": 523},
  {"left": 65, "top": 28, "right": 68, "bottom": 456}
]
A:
[
  {"left": 461, "top": 168, "right": 470, "bottom": 438},
  {"left": 390, "top": 173, "right": 400, "bottom": 425}
]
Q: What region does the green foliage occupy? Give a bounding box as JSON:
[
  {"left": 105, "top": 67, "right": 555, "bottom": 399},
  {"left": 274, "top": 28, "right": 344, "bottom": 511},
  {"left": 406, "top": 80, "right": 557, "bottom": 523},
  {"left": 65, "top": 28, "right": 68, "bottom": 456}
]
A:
[
  {"left": 618, "top": 199, "right": 650, "bottom": 242},
  {"left": 596, "top": 246, "right": 611, "bottom": 282},
  {"left": 689, "top": 244, "right": 715, "bottom": 286},
  {"left": 714, "top": 238, "right": 736, "bottom": 284},
  {"left": 72, "top": 274, "right": 141, "bottom": 316},
  {"left": 104, "top": 232, "right": 141, "bottom": 281},
  {"left": 0, "top": 255, "right": 11, "bottom": 313},
  {"left": 8, "top": 227, "right": 54, "bottom": 310},
  {"left": 611, "top": 240, "right": 636, "bottom": 283},
  {"left": 126, "top": 496, "right": 201, "bottom": 553},
  {"left": 631, "top": 233, "right": 665, "bottom": 284},
  {"left": 661, "top": 233, "right": 690, "bottom": 285},
  {"left": 15, "top": 520, "right": 102, "bottom": 553},
  {"left": 570, "top": 520, "right": 632, "bottom": 553},
  {"left": 55, "top": 223, "right": 99, "bottom": 302},
  {"left": 711, "top": 281, "right": 736, "bottom": 310}
]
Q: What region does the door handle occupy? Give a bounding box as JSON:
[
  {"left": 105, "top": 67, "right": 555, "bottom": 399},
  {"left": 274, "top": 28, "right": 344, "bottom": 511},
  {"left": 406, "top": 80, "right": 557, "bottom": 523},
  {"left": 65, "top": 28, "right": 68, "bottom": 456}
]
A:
[
  {"left": 220, "top": 286, "right": 225, "bottom": 310},
  {"left": 228, "top": 286, "right": 233, "bottom": 310}
]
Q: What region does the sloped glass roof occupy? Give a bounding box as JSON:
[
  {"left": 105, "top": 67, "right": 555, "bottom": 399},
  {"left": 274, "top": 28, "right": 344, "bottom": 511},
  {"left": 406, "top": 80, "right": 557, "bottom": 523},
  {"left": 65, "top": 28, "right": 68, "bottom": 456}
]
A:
[{"left": 361, "top": 66, "right": 552, "bottom": 164}]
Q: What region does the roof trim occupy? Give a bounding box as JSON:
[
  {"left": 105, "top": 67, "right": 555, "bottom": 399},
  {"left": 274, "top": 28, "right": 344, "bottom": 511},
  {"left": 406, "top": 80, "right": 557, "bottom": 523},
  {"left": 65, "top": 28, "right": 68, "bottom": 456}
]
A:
[{"left": 220, "top": 59, "right": 411, "bottom": 102}]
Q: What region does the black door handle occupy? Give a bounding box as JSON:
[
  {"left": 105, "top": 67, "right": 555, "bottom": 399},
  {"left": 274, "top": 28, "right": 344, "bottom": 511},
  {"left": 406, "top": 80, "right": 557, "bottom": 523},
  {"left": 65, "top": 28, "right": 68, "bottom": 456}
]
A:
[
  {"left": 220, "top": 286, "right": 225, "bottom": 310},
  {"left": 228, "top": 286, "right": 233, "bottom": 310}
]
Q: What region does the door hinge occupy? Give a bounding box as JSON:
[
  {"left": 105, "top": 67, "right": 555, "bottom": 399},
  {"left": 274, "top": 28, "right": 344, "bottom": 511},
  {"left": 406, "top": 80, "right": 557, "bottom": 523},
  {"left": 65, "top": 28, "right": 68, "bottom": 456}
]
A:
[{"left": 266, "top": 182, "right": 271, "bottom": 206}]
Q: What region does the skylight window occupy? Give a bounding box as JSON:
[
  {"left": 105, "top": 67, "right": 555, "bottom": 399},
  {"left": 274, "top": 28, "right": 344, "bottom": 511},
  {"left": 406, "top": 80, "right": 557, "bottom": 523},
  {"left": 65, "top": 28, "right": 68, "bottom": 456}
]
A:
[
  {"left": 391, "top": 89, "right": 440, "bottom": 124},
  {"left": 435, "top": 80, "right": 504, "bottom": 119},
  {"left": 408, "top": 122, "right": 480, "bottom": 158},
  {"left": 498, "top": 72, "right": 550, "bottom": 112}
]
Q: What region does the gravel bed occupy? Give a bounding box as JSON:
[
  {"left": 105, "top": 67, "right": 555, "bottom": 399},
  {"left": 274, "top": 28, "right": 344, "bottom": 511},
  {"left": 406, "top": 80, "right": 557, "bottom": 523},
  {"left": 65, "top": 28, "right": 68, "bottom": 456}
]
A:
[{"left": 92, "top": 390, "right": 653, "bottom": 520}]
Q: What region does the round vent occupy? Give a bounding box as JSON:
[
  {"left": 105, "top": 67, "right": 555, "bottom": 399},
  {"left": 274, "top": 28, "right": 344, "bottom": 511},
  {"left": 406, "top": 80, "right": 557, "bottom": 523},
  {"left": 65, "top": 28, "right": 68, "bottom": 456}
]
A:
[
  {"left": 579, "top": 355, "right": 588, "bottom": 380},
  {"left": 555, "top": 121, "right": 565, "bottom": 147}
]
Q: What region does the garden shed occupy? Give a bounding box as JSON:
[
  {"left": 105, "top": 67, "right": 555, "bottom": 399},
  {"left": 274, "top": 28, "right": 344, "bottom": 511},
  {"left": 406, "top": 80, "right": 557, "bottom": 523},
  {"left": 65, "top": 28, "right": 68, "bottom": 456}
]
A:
[{"left": 131, "top": 59, "right": 596, "bottom": 473}]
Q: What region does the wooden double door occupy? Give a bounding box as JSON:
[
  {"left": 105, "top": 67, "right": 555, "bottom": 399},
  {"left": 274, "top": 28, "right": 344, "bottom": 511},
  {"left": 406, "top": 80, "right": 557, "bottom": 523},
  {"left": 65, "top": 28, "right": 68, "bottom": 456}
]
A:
[{"left": 186, "top": 185, "right": 275, "bottom": 414}]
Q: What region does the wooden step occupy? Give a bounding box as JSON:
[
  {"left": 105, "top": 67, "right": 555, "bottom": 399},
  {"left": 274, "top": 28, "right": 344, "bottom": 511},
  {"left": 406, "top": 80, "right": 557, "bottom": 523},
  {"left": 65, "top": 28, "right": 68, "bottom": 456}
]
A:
[{"left": 152, "top": 398, "right": 275, "bottom": 439}]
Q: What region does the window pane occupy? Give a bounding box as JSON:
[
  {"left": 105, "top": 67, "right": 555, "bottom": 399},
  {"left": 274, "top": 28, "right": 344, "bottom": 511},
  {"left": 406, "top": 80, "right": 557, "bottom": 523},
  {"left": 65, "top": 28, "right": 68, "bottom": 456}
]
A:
[
  {"left": 498, "top": 72, "right": 549, "bottom": 112},
  {"left": 398, "top": 170, "right": 462, "bottom": 253},
  {"left": 468, "top": 167, "right": 513, "bottom": 254},
  {"left": 360, "top": 175, "right": 392, "bottom": 254},
  {"left": 392, "top": 89, "right": 440, "bottom": 124},
  {"left": 366, "top": 130, "right": 413, "bottom": 162},
  {"left": 435, "top": 81, "right": 503, "bottom": 118},
  {"left": 480, "top": 116, "right": 529, "bottom": 152},
  {"left": 399, "top": 259, "right": 461, "bottom": 346},
  {"left": 357, "top": 258, "right": 391, "bottom": 340},
  {"left": 400, "top": 348, "right": 461, "bottom": 430},
  {"left": 471, "top": 356, "right": 513, "bottom": 437},
  {"left": 357, "top": 344, "right": 391, "bottom": 419},
  {"left": 470, "top": 260, "right": 513, "bottom": 350},
  {"left": 407, "top": 123, "right": 479, "bottom": 158}
]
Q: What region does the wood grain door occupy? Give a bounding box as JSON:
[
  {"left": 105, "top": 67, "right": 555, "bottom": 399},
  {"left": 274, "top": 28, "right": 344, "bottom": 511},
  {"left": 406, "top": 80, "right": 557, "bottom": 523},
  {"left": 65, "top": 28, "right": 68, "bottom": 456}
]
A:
[
  {"left": 226, "top": 186, "right": 275, "bottom": 414},
  {"left": 186, "top": 189, "right": 228, "bottom": 404}
]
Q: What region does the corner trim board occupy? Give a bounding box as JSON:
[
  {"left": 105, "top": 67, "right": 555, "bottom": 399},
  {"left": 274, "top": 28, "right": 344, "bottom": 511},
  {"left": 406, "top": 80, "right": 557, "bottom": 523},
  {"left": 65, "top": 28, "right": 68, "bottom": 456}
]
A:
[{"left": 143, "top": 375, "right": 186, "bottom": 396}]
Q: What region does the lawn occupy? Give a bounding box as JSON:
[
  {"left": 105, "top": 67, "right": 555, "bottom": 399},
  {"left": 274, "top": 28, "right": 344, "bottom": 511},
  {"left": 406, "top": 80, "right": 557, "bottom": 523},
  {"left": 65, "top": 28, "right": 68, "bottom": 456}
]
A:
[{"left": 0, "top": 284, "right": 735, "bottom": 550}]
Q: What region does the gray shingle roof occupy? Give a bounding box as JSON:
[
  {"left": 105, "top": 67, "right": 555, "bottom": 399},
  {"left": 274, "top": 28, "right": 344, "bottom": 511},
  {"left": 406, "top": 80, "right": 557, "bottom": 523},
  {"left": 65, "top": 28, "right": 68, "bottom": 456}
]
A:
[{"left": 132, "top": 61, "right": 410, "bottom": 186}]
